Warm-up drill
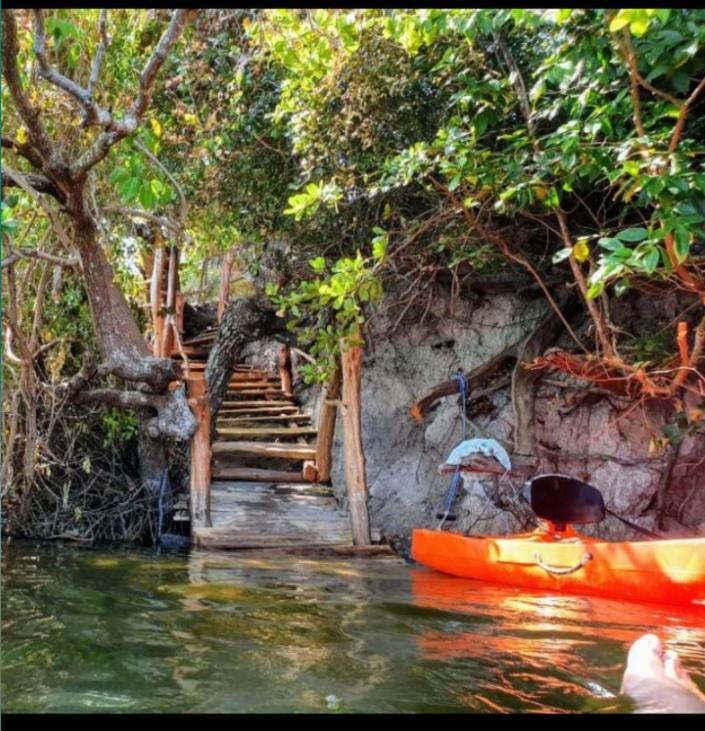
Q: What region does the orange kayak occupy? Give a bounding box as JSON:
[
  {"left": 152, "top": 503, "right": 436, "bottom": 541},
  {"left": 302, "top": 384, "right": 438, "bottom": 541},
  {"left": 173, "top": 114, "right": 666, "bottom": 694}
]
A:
[{"left": 411, "top": 528, "right": 705, "bottom": 607}]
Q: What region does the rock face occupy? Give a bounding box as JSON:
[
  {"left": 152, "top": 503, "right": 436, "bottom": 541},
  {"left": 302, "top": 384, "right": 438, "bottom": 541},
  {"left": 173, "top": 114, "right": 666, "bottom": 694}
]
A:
[
  {"left": 241, "top": 289, "right": 705, "bottom": 552},
  {"left": 325, "top": 289, "right": 705, "bottom": 552},
  {"left": 329, "top": 289, "right": 547, "bottom": 552}
]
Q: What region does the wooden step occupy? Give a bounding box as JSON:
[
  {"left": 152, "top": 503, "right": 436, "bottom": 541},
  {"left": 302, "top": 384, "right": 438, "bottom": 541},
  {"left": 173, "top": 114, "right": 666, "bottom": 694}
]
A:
[
  {"left": 228, "top": 376, "right": 278, "bottom": 383},
  {"left": 227, "top": 382, "right": 282, "bottom": 390},
  {"left": 224, "top": 389, "right": 287, "bottom": 398},
  {"left": 210, "top": 467, "right": 313, "bottom": 483},
  {"left": 192, "top": 529, "right": 350, "bottom": 549},
  {"left": 210, "top": 481, "right": 335, "bottom": 499},
  {"left": 217, "top": 413, "right": 312, "bottom": 424},
  {"left": 216, "top": 426, "right": 318, "bottom": 440},
  {"left": 219, "top": 401, "right": 297, "bottom": 410},
  {"left": 212, "top": 441, "right": 316, "bottom": 460},
  {"left": 182, "top": 333, "right": 217, "bottom": 346},
  {"left": 184, "top": 362, "right": 254, "bottom": 371}
]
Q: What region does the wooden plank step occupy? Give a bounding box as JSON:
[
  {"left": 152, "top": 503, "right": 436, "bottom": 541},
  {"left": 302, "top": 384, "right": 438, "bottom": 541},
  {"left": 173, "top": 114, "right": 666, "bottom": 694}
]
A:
[
  {"left": 211, "top": 480, "right": 334, "bottom": 497},
  {"left": 182, "top": 333, "right": 216, "bottom": 346},
  {"left": 217, "top": 413, "right": 312, "bottom": 424},
  {"left": 228, "top": 376, "right": 278, "bottom": 384},
  {"left": 227, "top": 382, "right": 283, "bottom": 390},
  {"left": 210, "top": 467, "right": 312, "bottom": 483},
  {"left": 216, "top": 426, "right": 318, "bottom": 439},
  {"left": 218, "top": 402, "right": 297, "bottom": 412},
  {"left": 192, "top": 529, "right": 351, "bottom": 549},
  {"left": 212, "top": 441, "right": 316, "bottom": 460},
  {"left": 185, "top": 361, "right": 254, "bottom": 368},
  {"left": 224, "top": 390, "right": 287, "bottom": 398}
]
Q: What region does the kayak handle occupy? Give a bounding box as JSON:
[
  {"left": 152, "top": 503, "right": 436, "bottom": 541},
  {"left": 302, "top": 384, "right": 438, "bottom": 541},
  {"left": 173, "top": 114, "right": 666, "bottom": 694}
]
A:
[{"left": 533, "top": 551, "right": 593, "bottom": 575}]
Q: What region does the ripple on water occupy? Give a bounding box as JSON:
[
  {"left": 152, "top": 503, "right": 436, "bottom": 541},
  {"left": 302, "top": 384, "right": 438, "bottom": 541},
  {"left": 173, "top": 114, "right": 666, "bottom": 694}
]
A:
[{"left": 2, "top": 542, "right": 704, "bottom": 713}]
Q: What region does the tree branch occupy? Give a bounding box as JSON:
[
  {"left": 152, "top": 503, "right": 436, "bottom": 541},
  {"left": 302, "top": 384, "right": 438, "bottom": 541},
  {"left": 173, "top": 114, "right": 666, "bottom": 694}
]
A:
[
  {"left": 669, "top": 74, "right": 705, "bottom": 154},
  {"left": 87, "top": 10, "right": 109, "bottom": 98},
  {"left": 2, "top": 248, "right": 78, "bottom": 270},
  {"left": 33, "top": 10, "right": 95, "bottom": 109},
  {"left": 1, "top": 9, "right": 57, "bottom": 166},
  {"left": 100, "top": 206, "right": 180, "bottom": 233},
  {"left": 1, "top": 167, "right": 72, "bottom": 248},
  {"left": 618, "top": 31, "right": 680, "bottom": 108},
  {"left": 2, "top": 169, "right": 66, "bottom": 204},
  {"left": 134, "top": 140, "right": 188, "bottom": 233},
  {"left": 2, "top": 136, "right": 44, "bottom": 170},
  {"left": 70, "top": 9, "right": 196, "bottom": 179}
]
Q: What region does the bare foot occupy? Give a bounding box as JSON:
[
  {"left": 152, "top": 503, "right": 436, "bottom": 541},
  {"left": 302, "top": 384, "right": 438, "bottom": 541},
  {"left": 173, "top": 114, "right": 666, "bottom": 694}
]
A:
[{"left": 621, "top": 634, "right": 705, "bottom": 714}]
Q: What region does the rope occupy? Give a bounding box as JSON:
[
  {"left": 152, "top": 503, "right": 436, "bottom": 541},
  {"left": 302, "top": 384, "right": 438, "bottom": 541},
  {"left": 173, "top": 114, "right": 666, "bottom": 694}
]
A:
[
  {"left": 438, "top": 372, "right": 468, "bottom": 529},
  {"left": 605, "top": 508, "right": 664, "bottom": 539}
]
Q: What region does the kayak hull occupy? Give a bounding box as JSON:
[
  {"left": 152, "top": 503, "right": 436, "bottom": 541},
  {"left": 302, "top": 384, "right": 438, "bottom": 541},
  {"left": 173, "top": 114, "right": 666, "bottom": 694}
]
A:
[{"left": 411, "top": 528, "right": 705, "bottom": 607}]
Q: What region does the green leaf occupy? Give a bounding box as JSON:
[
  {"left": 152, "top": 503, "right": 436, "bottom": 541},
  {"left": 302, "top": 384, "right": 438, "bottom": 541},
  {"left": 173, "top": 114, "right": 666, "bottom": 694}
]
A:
[
  {"left": 139, "top": 180, "right": 155, "bottom": 209},
  {"left": 110, "top": 167, "right": 129, "bottom": 184},
  {"left": 643, "top": 247, "right": 660, "bottom": 273},
  {"left": 614, "top": 279, "right": 630, "bottom": 297},
  {"left": 120, "top": 177, "right": 141, "bottom": 202},
  {"left": 552, "top": 248, "right": 572, "bottom": 264},
  {"left": 309, "top": 256, "right": 326, "bottom": 272},
  {"left": 586, "top": 281, "right": 604, "bottom": 300},
  {"left": 616, "top": 227, "right": 648, "bottom": 242},
  {"left": 673, "top": 229, "right": 690, "bottom": 262},
  {"left": 598, "top": 237, "right": 625, "bottom": 251}
]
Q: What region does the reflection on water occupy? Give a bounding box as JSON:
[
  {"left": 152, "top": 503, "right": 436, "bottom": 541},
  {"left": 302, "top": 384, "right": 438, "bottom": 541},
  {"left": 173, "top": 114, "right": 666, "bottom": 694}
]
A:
[{"left": 2, "top": 541, "right": 704, "bottom": 713}]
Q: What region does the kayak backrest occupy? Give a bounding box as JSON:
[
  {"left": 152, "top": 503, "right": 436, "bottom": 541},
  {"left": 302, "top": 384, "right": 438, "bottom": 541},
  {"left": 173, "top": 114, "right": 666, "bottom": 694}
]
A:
[{"left": 522, "top": 474, "right": 606, "bottom": 525}]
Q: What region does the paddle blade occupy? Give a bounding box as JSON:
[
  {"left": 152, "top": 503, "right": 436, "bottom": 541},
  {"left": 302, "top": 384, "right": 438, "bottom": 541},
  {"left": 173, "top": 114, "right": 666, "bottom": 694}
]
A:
[{"left": 523, "top": 474, "right": 606, "bottom": 525}]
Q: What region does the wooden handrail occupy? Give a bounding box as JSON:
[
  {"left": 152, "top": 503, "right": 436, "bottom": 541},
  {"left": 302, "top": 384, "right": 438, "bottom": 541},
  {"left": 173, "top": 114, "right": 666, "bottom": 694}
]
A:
[
  {"left": 340, "top": 334, "right": 371, "bottom": 545},
  {"left": 186, "top": 375, "right": 212, "bottom": 530},
  {"left": 315, "top": 365, "right": 341, "bottom": 483}
]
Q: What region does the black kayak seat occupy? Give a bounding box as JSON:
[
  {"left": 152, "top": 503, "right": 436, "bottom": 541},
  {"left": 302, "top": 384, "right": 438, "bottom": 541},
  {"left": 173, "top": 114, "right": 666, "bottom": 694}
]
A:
[{"left": 522, "top": 474, "right": 606, "bottom": 527}]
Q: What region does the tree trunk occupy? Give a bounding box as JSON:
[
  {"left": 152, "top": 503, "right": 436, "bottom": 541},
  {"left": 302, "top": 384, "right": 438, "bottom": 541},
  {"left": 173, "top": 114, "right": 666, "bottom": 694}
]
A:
[
  {"left": 67, "top": 209, "right": 196, "bottom": 484},
  {"left": 137, "top": 425, "right": 168, "bottom": 496},
  {"left": 340, "top": 337, "right": 371, "bottom": 545},
  {"left": 205, "top": 296, "right": 277, "bottom": 416}
]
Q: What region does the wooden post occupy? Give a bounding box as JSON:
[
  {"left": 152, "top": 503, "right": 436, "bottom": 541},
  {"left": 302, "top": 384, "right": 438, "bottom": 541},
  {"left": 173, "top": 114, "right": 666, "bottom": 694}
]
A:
[
  {"left": 161, "top": 245, "right": 178, "bottom": 358},
  {"left": 186, "top": 376, "right": 212, "bottom": 530},
  {"left": 175, "top": 292, "right": 186, "bottom": 337},
  {"left": 150, "top": 246, "right": 165, "bottom": 356},
  {"left": 217, "top": 251, "right": 234, "bottom": 322},
  {"left": 278, "top": 343, "right": 293, "bottom": 397},
  {"left": 315, "top": 365, "right": 341, "bottom": 483},
  {"left": 339, "top": 334, "right": 371, "bottom": 545}
]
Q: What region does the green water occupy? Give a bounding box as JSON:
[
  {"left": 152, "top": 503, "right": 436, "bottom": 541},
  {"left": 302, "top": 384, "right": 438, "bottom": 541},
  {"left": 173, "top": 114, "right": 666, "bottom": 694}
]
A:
[{"left": 2, "top": 541, "right": 704, "bottom": 713}]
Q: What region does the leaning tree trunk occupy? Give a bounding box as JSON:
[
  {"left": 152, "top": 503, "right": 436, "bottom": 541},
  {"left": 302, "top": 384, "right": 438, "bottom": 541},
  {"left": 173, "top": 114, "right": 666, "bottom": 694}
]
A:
[
  {"left": 204, "top": 296, "right": 278, "bottom": 417},
  {"left": 2, "top": 8, "right": 197, "bottom": 505},
  {"left": 67, "top": 203, "right": 197, "bottom": 493}
]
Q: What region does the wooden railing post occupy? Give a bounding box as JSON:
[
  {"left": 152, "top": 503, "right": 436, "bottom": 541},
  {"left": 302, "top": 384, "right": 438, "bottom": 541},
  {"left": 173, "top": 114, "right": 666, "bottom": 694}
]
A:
[
  {"left": 186, "top": 376, "right": 212, "bottom": 530},
  {"left": 315, "top": 365, "right": 341, "bottom": 483},
  {"left": 278, "top": 343, "right": 293, "bottom": 398},
  {"left": 175, "top": 292, "right": 186, "bottom": 337},
  {"left": 217, "top": 251, "right": 234, "bottom": 323},
  {"left": 161, "top": 245, "right": 178, "bottom": 358},
  {"left": 150, "top": 246, "right": 165, "bottom": 356},
  {"left": 340, "top": 334, "right": 371, "bottom": 545}
]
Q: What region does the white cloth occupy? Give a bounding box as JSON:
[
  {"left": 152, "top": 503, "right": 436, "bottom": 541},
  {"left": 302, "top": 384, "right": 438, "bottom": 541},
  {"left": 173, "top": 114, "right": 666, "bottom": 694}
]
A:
[{"left": 445, "top": 438, "right": 512, "bottom": 471}]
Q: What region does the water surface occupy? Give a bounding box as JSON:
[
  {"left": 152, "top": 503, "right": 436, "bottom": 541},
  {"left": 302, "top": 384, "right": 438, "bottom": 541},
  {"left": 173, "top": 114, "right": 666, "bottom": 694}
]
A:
[{"left": 2, "top": 541, "right": 704, "bottom": 713}]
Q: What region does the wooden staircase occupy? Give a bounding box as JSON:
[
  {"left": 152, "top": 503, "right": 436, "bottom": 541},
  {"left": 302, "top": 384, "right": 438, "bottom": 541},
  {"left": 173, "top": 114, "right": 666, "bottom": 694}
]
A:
[{"left": 173, "top": 330, "right": 376, "bottom": 551}]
